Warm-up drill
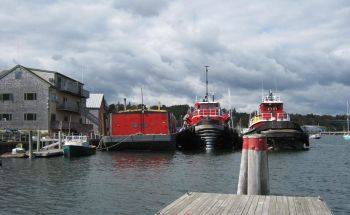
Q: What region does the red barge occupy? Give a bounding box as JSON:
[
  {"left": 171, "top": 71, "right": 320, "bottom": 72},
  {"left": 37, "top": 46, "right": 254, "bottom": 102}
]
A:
[
  {"left": 246, "top": 90, "right": 309, "bottom": 150},
  {"left": 102, "top": 109, "right": 177, "bottom": 151},
  {"left": 176, "top": 67, "right": 241, "bottom": 150}
]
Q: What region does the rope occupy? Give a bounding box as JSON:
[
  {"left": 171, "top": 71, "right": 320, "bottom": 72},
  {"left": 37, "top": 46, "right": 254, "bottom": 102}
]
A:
[{"left": 96, "top": 133, "right": 141, "bottom": 151}]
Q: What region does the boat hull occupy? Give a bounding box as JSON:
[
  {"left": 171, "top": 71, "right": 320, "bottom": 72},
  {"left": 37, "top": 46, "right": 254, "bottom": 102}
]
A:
[
  {"left": 343, "top": 135, "right": 350, "bottom": 141},
  {"left": 246, "top": 121, "right": 309, "bottom": 150},
  {"left": 102, "top": 134, "right": 176, "bottom": 151},
  {"left": 176, "top": 119, "right": 241, "bottom": 151},
  {"left": 63, "top": 145, "right": 96, "bottom": 157}
]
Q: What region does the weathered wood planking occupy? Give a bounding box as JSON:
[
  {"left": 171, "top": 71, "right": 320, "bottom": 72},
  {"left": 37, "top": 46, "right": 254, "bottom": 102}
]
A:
[{"left": 157, "top": 192, "right": 332, "bottom": 215}]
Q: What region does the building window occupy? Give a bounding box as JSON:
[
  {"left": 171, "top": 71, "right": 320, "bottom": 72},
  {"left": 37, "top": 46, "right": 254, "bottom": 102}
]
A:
[
  {"left": 24, "top": 113, "right": 37, "bottom": 121},
  {"left": 64, "top": 116, "right": 68, "bottom": 121},
  {"left": 15, "top": 71, "right": 22, "bottom": 79},
  {"left": 0, "top": 93, "right": 13, "bottom": 101},
  {"left": 24, "top": 93, "right": 37, "bottom": 100},
  {"left": 0, "top": 114, "right": 12, "bottom": 121}
]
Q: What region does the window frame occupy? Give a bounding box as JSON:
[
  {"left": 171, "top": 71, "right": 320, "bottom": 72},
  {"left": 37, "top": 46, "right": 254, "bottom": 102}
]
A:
[
  {"left": 24, "top": 93, "right": 37, "bottom": 101},
  {"left": 0, "top": 113, "right": 12, "bottom": 121},
  {"left": 24, "top": 113, "right": 37, "bottom": 121}
]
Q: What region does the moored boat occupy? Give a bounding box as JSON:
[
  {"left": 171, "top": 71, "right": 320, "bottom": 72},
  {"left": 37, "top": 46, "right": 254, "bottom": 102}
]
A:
[
  {"left": 63, "top": 136, "right": 96, "bottom": 157},
  {"left": 246, "top": 90, "right": 309, "bottom": 150},
  {"left": 176, "top": 67, "right": 240, "bottom": 150},
  {"left": 102, "top": 108, "right": 177, "bottom": 151},
  {"left": 309, "top": 133, "right": 321, "bottom": 139}
]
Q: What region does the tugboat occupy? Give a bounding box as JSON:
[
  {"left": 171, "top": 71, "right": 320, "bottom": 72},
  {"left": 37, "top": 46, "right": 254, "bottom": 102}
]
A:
[
  {"left": 246, "top": 90, "right": 309, "bottom": 150},
  {"left": 176, "top": 67, "right": 240, "bottom": 150}
]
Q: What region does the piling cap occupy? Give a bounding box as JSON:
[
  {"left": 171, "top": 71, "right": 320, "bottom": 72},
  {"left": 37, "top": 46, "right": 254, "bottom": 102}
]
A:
[{"left": 243, "top": 134, "right": 267, "bottom": 151}]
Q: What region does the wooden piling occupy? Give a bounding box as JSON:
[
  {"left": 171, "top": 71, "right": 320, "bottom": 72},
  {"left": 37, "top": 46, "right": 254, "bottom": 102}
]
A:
[
  {"left": 36, "top": 130, "right": 40, "bottom": 152},
  {"left": 237, "top": 134, "right": 269, "bottom": 195},
  {"left": 58, "top": 131, "right": 62, "bottom": 149},
  {"left": 28, "top": 131, "right": 33, "bottom": 159},
  {"left": 237, "top": 135, "right": 249, "bottom": 195},
  {"left": 247, "top": 134, "right": 269, "bottom": 195}
]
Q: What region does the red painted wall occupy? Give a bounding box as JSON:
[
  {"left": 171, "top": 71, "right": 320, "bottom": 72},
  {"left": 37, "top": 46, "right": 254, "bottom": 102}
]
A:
[{"left": 111, "top": 112, "right": 173, "bottom": 136}]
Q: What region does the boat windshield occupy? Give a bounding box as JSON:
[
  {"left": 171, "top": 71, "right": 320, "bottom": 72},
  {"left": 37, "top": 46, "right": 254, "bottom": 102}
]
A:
[{"left": 197, "top": 103, "right": 219, "bottom": 110}]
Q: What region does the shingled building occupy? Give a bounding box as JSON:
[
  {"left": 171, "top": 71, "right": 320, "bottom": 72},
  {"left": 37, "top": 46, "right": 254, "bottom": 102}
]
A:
[{"left": 0, "top": 65, "right": 92, "bottom": 134}]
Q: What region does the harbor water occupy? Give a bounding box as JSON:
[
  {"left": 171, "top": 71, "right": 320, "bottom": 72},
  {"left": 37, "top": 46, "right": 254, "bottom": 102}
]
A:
[{"left": 0, "top": 135, "right": 349, "bottom": 214}]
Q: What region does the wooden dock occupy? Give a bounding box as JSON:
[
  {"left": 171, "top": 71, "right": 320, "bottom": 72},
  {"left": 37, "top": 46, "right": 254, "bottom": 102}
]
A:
[
  {"left": 33, "top": 149, "right": 63, "bottom": 158},
  {"left": 157, "top": 192, "right": 332, "bottom": 215}
]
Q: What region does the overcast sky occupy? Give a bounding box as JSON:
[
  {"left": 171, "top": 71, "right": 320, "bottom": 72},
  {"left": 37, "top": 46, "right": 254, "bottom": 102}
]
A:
[{"left": 0, "top": 0, "right": 349, "bottom": 114}]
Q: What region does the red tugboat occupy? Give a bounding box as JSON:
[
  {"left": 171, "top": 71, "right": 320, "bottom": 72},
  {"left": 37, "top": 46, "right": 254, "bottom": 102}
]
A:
[
  {"left": 176, "top": 67, "right": 241, "bottom": 150},
  {"left": 246, "top": 90, "right": 309, "bottom": 150}
]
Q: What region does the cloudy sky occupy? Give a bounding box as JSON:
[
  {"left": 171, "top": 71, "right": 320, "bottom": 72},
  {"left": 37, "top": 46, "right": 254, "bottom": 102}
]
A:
[{"left": 0, "top": 0, "right": 349, "bottom": 114}]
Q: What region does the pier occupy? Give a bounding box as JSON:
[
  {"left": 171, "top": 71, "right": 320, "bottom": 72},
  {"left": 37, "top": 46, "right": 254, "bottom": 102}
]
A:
[{"left": 157, "top": 192, "right": 332, "bottom": 215}]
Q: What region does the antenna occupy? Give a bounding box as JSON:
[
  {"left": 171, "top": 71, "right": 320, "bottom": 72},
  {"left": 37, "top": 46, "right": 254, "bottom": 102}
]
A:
[
  {"left": 347, "top": 100, "right": 349, "bottom": 133},
  {"left": 141, "top": 88, "right": 144, "bottom": 112},
  {"left": 205, "top": 66, "right": 209, "bottom": 100},
  {"left": 81, "top": 65, "right": 84, "bottom": 84},
  {"left": 261, "top": 79, "right": 264, "bottom": 101}
]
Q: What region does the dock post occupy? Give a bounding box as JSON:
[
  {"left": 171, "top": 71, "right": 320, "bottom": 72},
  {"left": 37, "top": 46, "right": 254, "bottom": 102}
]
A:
[
  {"left": 28, "top": 131, "right": 33, "bottom": 159},
  {"left": 237, "top": 135, "right": 249, "bottom": 194},
  {"left": 36, "top": 130, "right": 40, "bottom": 152},
  {"left": 58, "top": 131, "right": 62, "bottom": 149},
  {"left": 247, "top": 134, "right": 269, "bottom": 195}
]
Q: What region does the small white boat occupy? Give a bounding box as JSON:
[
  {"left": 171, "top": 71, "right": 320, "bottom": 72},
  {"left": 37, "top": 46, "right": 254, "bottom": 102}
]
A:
[
  {"left": 63, "top": 136, "right": 95, "bottom": 157},
  {"left": 309, "top": 133, "right": 321, "bottom": 139},
  {"left": 11, "top": 144, "right": 25, "bottom": 154}
]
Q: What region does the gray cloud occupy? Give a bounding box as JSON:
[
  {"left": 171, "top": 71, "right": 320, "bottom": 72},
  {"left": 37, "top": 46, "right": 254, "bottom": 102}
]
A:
[{"left": 0, "top": 0, "right": 350, "bottom": 115}]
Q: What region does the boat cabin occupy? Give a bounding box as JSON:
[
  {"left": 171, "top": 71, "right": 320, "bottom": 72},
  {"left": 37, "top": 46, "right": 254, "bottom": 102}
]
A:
[
  {"left": 193, "top": 101, "right": 221, "bottom": 116},
  {"left": 249, "top": 90, "right": 290, "bottom": 127}
]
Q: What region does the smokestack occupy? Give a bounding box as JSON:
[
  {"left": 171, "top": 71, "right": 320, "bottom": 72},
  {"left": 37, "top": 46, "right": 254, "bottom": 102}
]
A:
[
  {"left": 124, "top": 98, "right": 127, "bottom": 111},
  {"left": 212, "top": 94, "right": 215, "bottom": 102}
]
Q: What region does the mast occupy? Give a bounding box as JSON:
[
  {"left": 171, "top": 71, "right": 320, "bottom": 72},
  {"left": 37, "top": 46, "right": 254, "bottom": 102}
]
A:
[
  {"left": 205, "top": 66, "right": 209, "bottom": 101},
  {"left": 347, "top": 100, "right": 349, "bottom": 134}
]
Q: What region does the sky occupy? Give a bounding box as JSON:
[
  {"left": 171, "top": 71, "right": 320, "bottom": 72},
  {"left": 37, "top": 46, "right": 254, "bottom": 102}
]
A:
[{"left": 0, "top": 0, "right": 349, "bottom": 114}]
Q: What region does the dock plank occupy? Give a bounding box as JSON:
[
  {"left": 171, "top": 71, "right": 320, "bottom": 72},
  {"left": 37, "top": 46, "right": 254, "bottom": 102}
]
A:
[
  {"left": 261, "top": 195, "right": 271, "bottom": 215},
  {"left": 287, "top": 196, "right": 297, "bottom": 215},
  {"left": 247, "top": 195, "right": 260, "bottom": 215},
  {"left": 158, "top": 192, "right": 332, "bottom": 215},
  {"left": 255, "top": 195, "right": 266, "bottom": 215}
]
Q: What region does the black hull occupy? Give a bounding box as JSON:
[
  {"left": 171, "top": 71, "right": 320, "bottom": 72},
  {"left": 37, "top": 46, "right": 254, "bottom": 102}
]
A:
[
  {"left": 246, "top": 121, "right": 309, "bottom": 150},
  {"left": 176, "top": 118, "right": 241, "bottom": 150},
  {"left": 102, "top": 135, "right": 176, "bottom": 151}
]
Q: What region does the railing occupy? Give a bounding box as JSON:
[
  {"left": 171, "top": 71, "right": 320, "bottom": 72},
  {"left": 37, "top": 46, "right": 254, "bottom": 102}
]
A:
[
  {"left": 249, "top": 112, "right": 290, "bottom": 126},
  {"left": 193, "top": 109, "right": 220, "bottom": 116},
  {"left": 50, "top": 121, "right": 93, "bottom": 133},
  {"left": 56, "top": 81, "right": 89, "bottom": 98},
  {"left": 57, "top": 102, "right": 80, "bottom": 113},
  {"left": 57, "top": 82, "right": 80, "bottom": 95}
]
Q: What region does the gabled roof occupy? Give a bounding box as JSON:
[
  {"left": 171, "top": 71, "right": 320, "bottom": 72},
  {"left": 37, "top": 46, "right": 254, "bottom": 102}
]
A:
[
  {"left": 0, "top": 65, "right": 83, "bottom": 85},
  {"left": 86, "top": 93, "right": 105, "bottom": 108},
  {"left": 26, "top": 67, "right": 83, "bottom": 85},
  {"left": 0, "top": 65, "right": 52, "bottom": 86}
]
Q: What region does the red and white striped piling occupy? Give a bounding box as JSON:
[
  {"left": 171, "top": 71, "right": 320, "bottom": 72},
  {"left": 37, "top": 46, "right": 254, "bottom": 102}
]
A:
[
  {"left": 237, "top": 135, "right": 249, "bottom": 195},
  {"left": 237, "top": 134, "right": 269, "bottom": 195}
]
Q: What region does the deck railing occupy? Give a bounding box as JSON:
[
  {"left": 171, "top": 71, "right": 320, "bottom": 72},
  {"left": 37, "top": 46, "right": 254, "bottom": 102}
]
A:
[
  {"left": 193, "top": 109, "right": 221, "bottom": 116},
  {"left": 249, "top": 112, "right": 290, "bottom": 126}
]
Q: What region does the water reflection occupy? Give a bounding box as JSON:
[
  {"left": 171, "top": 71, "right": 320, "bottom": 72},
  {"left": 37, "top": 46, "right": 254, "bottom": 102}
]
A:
[{"left": 111, "top": 151, "right": 175, "bottom": 169}]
